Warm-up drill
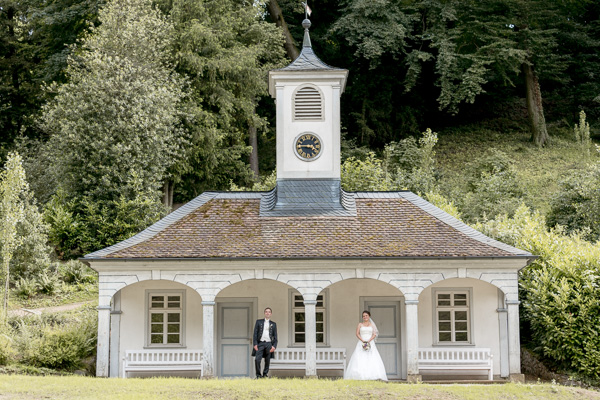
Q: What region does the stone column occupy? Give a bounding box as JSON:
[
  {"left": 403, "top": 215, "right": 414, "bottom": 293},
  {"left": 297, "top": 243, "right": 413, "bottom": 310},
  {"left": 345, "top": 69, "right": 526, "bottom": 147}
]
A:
[
  {"left": 109, "top": 292, "right": 122, "bottom": 378},
  {"left": 497, "top": 289, "right": 509, "bottom": 379},
  {"left": 96, "top": 305, "right": 111, "bottom": 377},
  {"left": 405, "top": 300, "right": 421, "bottom": 382},
  {"left": 304, "top": 300, "right": 317, "bottom": 377},
  {"left": 202, "top": 301, "right": 215, "bottom": 378},
  {"left": 507, "top": 300, "right": 524, "bottom": 382}
]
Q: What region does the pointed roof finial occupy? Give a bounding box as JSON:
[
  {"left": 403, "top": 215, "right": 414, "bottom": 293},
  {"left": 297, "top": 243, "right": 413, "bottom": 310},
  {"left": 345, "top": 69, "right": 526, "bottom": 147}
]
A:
[
  {"left": 302, "top": 19, "right": 312, "bottom": 48},
  {"left": 274, "top": 2, "right": 344, "bottom": 71}
]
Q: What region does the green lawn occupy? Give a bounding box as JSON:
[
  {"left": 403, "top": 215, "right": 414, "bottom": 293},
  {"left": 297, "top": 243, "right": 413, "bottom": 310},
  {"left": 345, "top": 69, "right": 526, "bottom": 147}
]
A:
[{"left": 0, "top": 376, "right": 598, "bottom": 400}]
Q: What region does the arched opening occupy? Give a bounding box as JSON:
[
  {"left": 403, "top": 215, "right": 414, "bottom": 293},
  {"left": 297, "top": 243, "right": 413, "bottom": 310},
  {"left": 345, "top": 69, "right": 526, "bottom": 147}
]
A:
[
  {"left": 111, "top": 280, "right": 203, "bottom": 378},
  {"left": 215, "top": 279, "right": 297, "bottom": 378},
  {"left": 418, "top": 277, "right": 506, "bottom": 380},
  {"left": 324, "top": 278, "right": 405, "bottom": 380}
]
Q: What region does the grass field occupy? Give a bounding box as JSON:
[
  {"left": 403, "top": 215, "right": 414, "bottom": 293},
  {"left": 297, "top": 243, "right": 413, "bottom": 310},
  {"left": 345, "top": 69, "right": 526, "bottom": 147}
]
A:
[
  {"left": 435, "top": 123, "right": 597, "bottom": 215},
  {"left": 0, "top": 376, "right": 598, "bottom": 400}
]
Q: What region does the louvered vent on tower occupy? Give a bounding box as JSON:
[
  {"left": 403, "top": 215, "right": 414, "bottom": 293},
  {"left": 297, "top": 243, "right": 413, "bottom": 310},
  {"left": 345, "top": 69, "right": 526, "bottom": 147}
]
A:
[{"left": 294, "top": 86, "right": 323, "bottom": 120}]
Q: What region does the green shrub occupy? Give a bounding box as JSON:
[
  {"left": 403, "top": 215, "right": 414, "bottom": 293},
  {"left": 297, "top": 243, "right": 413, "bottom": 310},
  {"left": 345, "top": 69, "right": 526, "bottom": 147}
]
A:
[
  {"left": 0, "top": 333, "right": 15, "bottom": 365},
  {"left": 424, "top": 191, "right": 462, "bottom": 220},
  {"left": 58, "top": 260, "right": 97, "bottom": 284},
  {"left": 341, "top": 152, "right": 392, "bottom": 191},
  {"left": 45, "top": 187, "right": 166, "bottom": 259},
  {"left": 36, "top": 271, "right": 60, "bottom": 295},
  {"left": 18, "top": 308, "right": 97, "bottom": 370},
  {"left": 458, "top": 149, "right": 524, "bottom": 223},
  {"left": 547, "top": 162, "right": 600, "bottom": 242},
  {"left": 476, "top": 206, "right": 600, "bottom": 380},
  {"left": 384, "top": 128, "right": 439, "bottom": 194},
  {"left": 14, "top": 277, "right": 40, "bottom": 299}
]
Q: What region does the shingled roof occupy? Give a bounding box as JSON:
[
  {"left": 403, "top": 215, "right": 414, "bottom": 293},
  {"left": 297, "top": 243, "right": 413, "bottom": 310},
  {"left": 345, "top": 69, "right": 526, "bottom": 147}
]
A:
[
  {"left": 275, "top": 19, "right": 344, "bottom": 72},
  {"left": 84, "top": 191, "right": 532, "bottom": 260}
]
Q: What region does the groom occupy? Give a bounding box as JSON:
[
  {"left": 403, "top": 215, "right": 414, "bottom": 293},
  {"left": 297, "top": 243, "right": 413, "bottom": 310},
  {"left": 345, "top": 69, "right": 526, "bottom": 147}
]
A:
[{"left": 252, "top": 307, "right": 278, "bottom": 378}]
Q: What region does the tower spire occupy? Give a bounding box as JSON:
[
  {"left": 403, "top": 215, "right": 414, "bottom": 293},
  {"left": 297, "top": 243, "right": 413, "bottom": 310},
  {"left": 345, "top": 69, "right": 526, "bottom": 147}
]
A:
[{"left": 302, "top": 18, "right": 312, "bottom": 48}]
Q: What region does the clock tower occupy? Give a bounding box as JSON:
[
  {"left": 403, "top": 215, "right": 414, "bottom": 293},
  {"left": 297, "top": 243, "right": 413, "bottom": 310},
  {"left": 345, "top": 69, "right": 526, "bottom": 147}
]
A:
[{"left": 265, "top": 18, "right": 351, "bottom": 216}]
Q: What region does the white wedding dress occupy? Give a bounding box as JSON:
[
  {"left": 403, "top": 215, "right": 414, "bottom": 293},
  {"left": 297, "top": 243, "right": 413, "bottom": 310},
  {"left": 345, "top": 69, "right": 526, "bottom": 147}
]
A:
[{"left": 344, "top": 326, "right": 388, "bottom": 381}]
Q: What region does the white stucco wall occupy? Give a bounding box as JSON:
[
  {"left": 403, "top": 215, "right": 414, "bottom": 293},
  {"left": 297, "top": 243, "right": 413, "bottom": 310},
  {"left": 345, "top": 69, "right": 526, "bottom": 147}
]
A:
[
  {"left": 118, "top": 280, "right": 204, "bottom": 364},
  {"left": 418, "top": 278, "right": 502, "bottom": 374},
  {"left": 111, "top": 273, "right": 508, "bottom": 378}
]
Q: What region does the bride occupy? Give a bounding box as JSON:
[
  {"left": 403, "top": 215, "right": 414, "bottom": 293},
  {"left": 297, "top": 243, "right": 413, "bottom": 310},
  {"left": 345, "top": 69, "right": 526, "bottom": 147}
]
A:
[{"left": 344, "top": 310, "right": 388, "bottom": 381}]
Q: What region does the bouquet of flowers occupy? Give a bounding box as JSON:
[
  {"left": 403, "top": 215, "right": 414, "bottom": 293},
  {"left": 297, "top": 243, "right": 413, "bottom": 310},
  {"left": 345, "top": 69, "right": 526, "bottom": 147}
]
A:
[{"left": 362, "top": 341, "right": 371, "bottom": 351}]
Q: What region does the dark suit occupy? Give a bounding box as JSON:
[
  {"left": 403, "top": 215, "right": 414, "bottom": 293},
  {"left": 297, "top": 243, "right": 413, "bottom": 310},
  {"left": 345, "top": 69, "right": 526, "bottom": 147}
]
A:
[{"left": 251, "top": 319, "right": 278, "bottom": 377}]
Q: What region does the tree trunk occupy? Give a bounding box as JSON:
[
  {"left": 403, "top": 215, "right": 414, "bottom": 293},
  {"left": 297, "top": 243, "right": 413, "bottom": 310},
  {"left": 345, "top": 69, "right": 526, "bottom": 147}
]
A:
[
  {"left": 249, "top": 123, "right": 259, "bottom": 181},
  {"left": 267, "top": 0, "right": 299, "bottom": 61},
  {"left": 522, "top": 62, "right": 549, "bottom": 147},
  {"left": 162, "top": 181, "right": 173, "bottom": 210},
  {"left": 2, "top": 261, "right": 9, "bottom": 325}
]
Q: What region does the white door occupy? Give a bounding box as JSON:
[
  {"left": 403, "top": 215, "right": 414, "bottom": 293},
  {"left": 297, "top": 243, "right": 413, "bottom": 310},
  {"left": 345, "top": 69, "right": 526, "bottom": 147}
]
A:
[
  {"left": 365, "top": 300, "right": 402, "bottom": 379},
  {"left": 217, "top": 302, "right": 253, "bottom": 377}
]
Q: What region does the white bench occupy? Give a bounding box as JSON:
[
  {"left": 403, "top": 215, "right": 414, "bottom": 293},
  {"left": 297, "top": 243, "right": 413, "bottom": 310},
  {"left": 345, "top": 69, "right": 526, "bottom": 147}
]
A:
[
  {"left": 122, "top": 350, "right": 203, "bottom": 378},
  {"left": 418, "top": 348, "right": 493, "bottom": 380},
  {"left": 270, "top": 348, "right": 346, "bottom": 371}
]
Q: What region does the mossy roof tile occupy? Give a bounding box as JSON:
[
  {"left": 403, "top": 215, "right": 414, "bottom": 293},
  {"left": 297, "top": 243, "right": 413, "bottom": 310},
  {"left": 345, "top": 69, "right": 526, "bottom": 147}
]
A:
[{"left": 87, "top": 194, "right": 529, "bottom": 259}]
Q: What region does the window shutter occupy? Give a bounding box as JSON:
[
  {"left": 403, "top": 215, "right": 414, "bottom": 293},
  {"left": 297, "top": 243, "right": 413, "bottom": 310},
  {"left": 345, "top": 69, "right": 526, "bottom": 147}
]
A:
[{"left": 294, "top": 86, "right": 323, "bottom": 120}]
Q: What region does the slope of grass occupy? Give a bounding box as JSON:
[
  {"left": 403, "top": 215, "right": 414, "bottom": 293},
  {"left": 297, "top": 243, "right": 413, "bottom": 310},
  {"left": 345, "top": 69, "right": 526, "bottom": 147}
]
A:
[
  {"left": 435, "top": 122, "right": 598, "bottom": 215},
  {"left": 8, "top": 282, "right": 98, "bottom": 311},
  {"left": 0, "top": 375, "right": 599, "bottom": 400}
]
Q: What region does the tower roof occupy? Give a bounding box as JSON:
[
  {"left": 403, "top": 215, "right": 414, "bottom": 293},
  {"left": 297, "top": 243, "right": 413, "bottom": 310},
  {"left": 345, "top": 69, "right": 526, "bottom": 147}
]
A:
[{"left": 276, "top": 19, "right": 344, "bottom": 72}]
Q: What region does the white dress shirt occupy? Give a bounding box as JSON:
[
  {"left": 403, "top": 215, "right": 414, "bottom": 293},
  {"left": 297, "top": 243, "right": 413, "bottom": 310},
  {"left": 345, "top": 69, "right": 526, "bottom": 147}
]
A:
[{"left": 260, "top": 319, "right": 271, "bottom": 342}]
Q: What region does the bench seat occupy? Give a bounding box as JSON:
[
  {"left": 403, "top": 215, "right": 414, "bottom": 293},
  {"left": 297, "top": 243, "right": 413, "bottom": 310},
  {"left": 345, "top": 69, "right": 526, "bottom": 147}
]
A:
[
  {"left": 122, "top": 350, "right": 203, "bottom": 378},
  {"left": 270, "top": 348, "right": 346, "bottom": 371},
  {"left": 418, "top": 348, "right": 493, "bottom": 380}
]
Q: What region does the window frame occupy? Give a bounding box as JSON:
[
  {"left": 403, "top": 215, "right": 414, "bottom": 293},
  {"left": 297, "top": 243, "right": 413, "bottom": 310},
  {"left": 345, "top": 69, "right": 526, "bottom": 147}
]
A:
[
  {"left": 288, "top": 289, "right": 329, "bottom": 347},
  {"left": 145, "top": 289, "right": 186, "bottom": 348},
  {"left": 292, "top": 84, "right": 325, "bottom": 122},
  {"left": 432, "top": 288, "right": 474, "bottom": 346}
]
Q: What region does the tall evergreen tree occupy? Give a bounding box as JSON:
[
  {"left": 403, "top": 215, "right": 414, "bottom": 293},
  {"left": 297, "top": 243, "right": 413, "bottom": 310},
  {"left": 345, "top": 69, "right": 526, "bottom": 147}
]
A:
[
  {"left": 0, "top": 0, "right": 102, "bottom": 150},
  {"left": 39, "top": 0, "right": 186, "bottom": 256},
  {"left": 162, "top": 0, "right": 287, "bottom": 198}
]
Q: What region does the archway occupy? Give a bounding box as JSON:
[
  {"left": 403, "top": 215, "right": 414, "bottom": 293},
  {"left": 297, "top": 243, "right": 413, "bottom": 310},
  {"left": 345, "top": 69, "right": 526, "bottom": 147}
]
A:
[
  {"left": 323, "top": 277, "right": 406, "bottom": 380},
  {"left": 215, "top": 279, "right": 297, "bottom": 378},
  {"left": 108, "top": 279, "right": 203, "bottom": 378}
]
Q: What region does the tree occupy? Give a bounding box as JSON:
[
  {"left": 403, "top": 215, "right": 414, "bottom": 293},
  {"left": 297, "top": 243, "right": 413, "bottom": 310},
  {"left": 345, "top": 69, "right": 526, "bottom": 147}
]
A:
[
  {"left": 0, "top": 0, "right": 103, "bottom": 149},
  {"left": 39, "top": 0, "right": 186, "bottom": 256},
  {"left": 0, "top": 153, "right": 28, "bottom": 323},
  {"left": 330, "top": 0, "right": 576, "bottom": 147},
  {"left": 163, "top": 0, "right": 287, "bottom": 198},
  {"left": 266, "top": 0, "right": 299, "bottom": 61}
]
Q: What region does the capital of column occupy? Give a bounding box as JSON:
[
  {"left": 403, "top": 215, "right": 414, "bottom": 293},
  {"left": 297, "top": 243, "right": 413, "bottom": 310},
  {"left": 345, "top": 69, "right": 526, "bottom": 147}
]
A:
[
  {"left": 304, "top": 300, "right": 317, "bottom": 306},
  {"left": 201, "top": 301, "right": 216, "bottom": 306},
  {"left": 405, "top": 300, "right": 419, "bottom": 306},
  {"left": 97, "top": 305, "right": 112, "bottom": 311},
  {"left": 506, "top": 300, "right": 521, "bottom": 306}
]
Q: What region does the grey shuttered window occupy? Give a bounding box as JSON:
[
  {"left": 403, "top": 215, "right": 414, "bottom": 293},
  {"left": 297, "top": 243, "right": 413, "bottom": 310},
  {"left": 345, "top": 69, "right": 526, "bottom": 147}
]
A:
[{"left": 294, "top": 86, "right": 323, "bottom": 120}]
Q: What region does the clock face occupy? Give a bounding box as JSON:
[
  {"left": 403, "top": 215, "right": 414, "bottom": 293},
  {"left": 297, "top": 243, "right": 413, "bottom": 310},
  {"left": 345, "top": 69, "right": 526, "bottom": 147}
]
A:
[{"left": 295, "top": 133, "right": 322, "bottom": 161}]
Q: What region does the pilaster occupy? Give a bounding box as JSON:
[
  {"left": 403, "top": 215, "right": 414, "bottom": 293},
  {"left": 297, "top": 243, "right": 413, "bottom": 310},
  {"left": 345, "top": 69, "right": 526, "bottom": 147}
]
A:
[
  {"left": 109, "top": 292, "right": 122, "bottom": 378},
  {"left": 405, "top": 300, "right": 421, "bottom": 382},
  {"left": 202, "top": 301, "right": 215, "bottom": 378},
  {"left": 96, "top": 305, "right": 111, "bottom": 377},
  {"left": 304, "top": 300, "right": 317, "bottom": 377}
]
